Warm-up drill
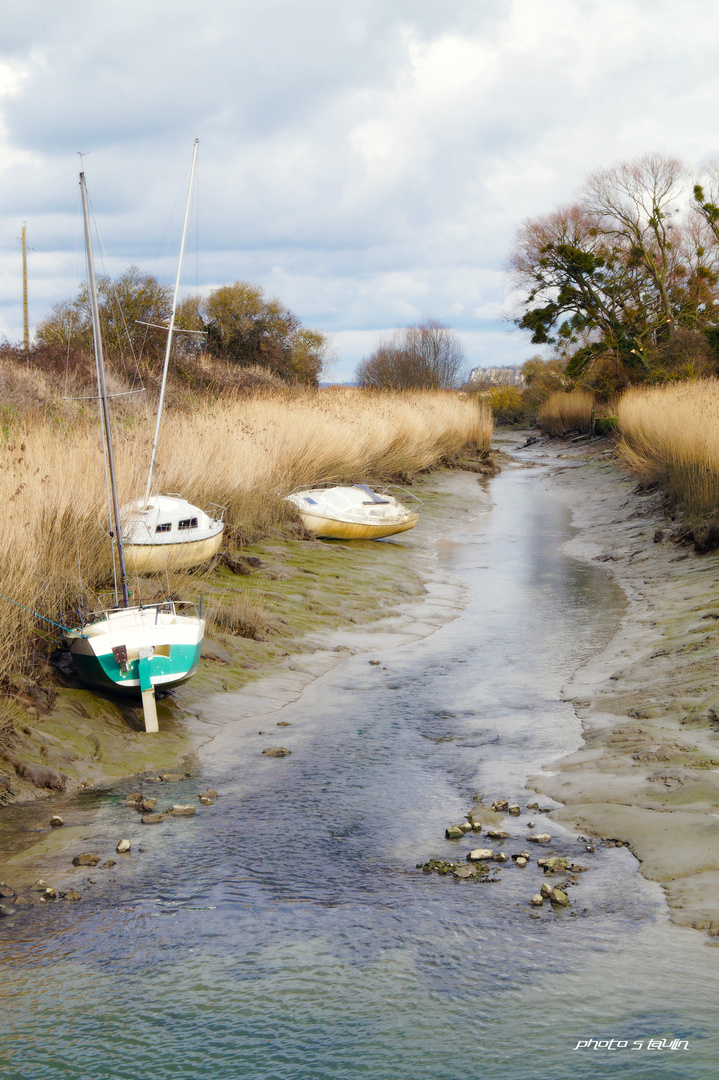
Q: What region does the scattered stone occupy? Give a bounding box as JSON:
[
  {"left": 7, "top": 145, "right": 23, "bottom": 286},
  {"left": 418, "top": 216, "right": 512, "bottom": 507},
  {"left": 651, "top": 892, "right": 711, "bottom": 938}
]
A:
[
  {"left": 586, "top": 845, "right": 596, "bottom": 853},
  {"left": 199, "top": 789, "right": 218, "bottom": 799},
  {"left": 160, "top": 773, "right": 186, "bottom": 783},
  {"left": 40, "top": 887, "right": 56, "bottom": 901},
  {"left": 543, "top": 857, "right": 570, "bottom": 874},
  {"left": 529, "top": 894, "right": 544, "bottom": 907},
  {"left": 467, "top": 848, "right": 495, "bottom": 862},
  {"left": 491, "top": 799, "right": 509, "bottom": 812},
  {"left": 199, "top": 796, "right": 214, "bottom": 806},
  {"left": 261, "top": 747, "right": 291, "bottom": 757},
  {"left": 540, "top": 882, "right": 554, "bottom": 899},
  {"left": 0, "top": 904, "right": 15, "bottom": 916},
  {"left": 527, "top": 833, "right": 551, "bottom": 844},
  {"left": 494, "top": 852, "right": 508, "bottom": 863},
  {"left": 50, "top": 815, "right": 64, "bottom": 828},
  {"left": 526, "top": 802, "right": 539, "bottom": 810},
  {"left": 515, "top": 857, "right": 528, "bottom": 867},
  {"left": 101, "top": 859, "right": 116, "bottom": 869},
  {"left": 527, "top": 820, "right": 536, "bottom": 829},
  {"left": 122, "top": 793, "right": 143, "bottom": 805},
  {"left": 31, "top": 879, "right": 50, "bottom": 892},
  {"left": 486, "top": 828, "right": 510, "bottom": 840},
  {"left": 72, "top": 854, "right": 100, "bottom": 867},
  {"left": 277, "top": 721, "right": 292, "bottom": 727},
  {"left": 138, "top": 798, "right": 158, "bottom": 813},
  {"left": 570, "top": 864, "right": 588, "bottom": 873},
  {"left": 170, "top": 804, "right": 196, "bottom": 817},
  {"left": 508, "top": 804, "right": 521, "bottom": 816},
  {"left": 471, "top": 822, "right": 483, "bottom": 832},
  {"left": 550, "top": 888, "right": 570, "bottom": 907},
  {"left": 141, "top": 813, "right": 169, "bottom": 824},
  {"left": 369, "top": 660, "right": 380, "bottom": 665},
  {"left": 511, "top": 851, "right": 531, "bottom": 862},
  {"left": 0, "top": 883, "right": 16, "bottom": 899},
  {"left": 445, "top": 826, "right": 465, "bottom": 840},
  {"left": 420, "top": 858, "right": 493, "bottom": 880},
  {"left": 116, "top": 839, "right": 131, "bottom": 853},
  {"left": 60, "top": 890, "right": 81, "bottom": 902}
]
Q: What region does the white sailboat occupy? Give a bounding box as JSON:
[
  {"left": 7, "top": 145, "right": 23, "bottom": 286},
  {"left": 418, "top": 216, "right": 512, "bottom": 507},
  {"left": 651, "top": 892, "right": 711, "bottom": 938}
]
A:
[
  {"left": 286, "top": 484, "right": 419, "bottom": 540},
  {"left": 122, "top": 139, "right": 225, "bottom": 573},
  {"left": 65, "top": 170, "right": 206, "bottom": 733}
]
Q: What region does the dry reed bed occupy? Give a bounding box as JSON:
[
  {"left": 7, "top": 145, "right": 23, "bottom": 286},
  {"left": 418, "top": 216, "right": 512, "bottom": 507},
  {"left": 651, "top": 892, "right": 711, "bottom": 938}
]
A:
[
  {"left": 538, "top": 390, "right": 595, "bottom": 435},
  {"left": 0, "top": 387, "right": 491, "bottom": 678},
  {"left": 617, "top": 380, "right": 719, "bottom": 520}
]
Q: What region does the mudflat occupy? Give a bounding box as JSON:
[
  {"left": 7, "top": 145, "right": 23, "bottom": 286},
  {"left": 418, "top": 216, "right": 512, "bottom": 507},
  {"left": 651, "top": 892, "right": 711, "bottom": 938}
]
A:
[{"left": 526, "top": 436, "right": 719, "bottom": 941}]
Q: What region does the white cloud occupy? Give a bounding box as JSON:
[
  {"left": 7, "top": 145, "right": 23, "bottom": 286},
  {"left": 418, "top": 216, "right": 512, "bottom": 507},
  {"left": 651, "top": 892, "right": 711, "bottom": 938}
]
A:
[{"left": 0, "top": 0, "right": 718, "bottom": 381}]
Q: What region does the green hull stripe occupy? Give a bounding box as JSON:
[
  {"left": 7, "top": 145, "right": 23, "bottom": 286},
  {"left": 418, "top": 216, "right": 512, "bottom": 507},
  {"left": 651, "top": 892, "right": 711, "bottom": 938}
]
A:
[{"left": 72, "top": 642, "right": 202, "bottom": 697}]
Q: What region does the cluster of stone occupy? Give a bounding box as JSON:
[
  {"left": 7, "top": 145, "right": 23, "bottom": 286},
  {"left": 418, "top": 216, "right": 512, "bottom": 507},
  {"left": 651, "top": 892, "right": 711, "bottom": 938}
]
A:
[{"left": 419, "top": 794, "right": 601, "bottom": 910}]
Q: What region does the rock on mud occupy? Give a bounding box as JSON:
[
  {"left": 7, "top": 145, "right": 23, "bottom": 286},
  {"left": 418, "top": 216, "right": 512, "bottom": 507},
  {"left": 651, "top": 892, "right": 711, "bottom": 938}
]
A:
[
  {"left": 170, "top": 805, "right": 196, "bottom": 817},
  {"left": 72, "top": 853, "right": 100, "bottom": 867},
  {"left": 527, "top": 833, "right": 551, "bottom": 844},
  {"left": 15, "top": 763, "right": 66, "bottom": 791},
  {"left": 116, "top": 839, "right": 131, "bottom": 853},
  {"left": 467, "top": 848, "right": 495, "bottom": 862},
  {"left": 261, "top": 747, "right": 291, "bottom": 757}
]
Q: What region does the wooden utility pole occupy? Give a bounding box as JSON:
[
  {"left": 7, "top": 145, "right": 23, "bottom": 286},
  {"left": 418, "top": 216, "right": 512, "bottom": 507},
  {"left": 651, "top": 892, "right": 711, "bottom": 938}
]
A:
[{"left": 21, "top": 223, "right": 29, "bottom": 362}]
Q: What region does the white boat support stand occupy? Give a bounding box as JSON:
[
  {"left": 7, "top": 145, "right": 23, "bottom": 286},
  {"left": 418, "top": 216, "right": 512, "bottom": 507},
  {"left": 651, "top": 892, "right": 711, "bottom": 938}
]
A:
[{"left": 138, "top": 646, "right": 159, "bottom": 733}]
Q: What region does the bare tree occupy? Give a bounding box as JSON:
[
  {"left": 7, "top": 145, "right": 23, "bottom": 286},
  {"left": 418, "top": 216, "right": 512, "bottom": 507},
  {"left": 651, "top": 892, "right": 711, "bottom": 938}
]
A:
[
  {"left": 582, "top": 154, "right": 688, "bottom": 331},
  {"left": 356, "top": 319, "right": 466, "bottom": 389}
]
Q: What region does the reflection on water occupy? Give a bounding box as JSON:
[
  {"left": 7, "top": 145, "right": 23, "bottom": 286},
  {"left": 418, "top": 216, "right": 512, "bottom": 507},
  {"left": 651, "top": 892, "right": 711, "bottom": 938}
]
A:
[{"left": 1, "top": 465, "right": 717, "bottom": 1080}]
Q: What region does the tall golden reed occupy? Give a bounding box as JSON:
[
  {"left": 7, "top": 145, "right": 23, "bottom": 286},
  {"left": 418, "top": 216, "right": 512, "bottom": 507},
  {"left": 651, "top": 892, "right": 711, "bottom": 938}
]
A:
[
  {"left": 617, "top": 380, "right": 719, "bottom": 519},
  {"left": 0, "top": 385, "right": 491, "bottom": 678},
  {"left": 537, "top": 390, "right": 595, "bottom": 435}
]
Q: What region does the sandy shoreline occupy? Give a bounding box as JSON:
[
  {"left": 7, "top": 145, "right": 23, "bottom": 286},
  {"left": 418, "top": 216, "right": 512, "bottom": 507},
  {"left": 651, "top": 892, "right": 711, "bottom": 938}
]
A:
[{"left": 524, "top": 436, "right": 719, "bottom": 942}]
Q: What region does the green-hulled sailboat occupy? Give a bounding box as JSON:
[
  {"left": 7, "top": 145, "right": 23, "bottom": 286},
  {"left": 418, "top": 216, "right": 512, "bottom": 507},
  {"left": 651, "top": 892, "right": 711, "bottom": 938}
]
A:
[{"left": 64, "top": 170, "right": 205, "bottom": 732}]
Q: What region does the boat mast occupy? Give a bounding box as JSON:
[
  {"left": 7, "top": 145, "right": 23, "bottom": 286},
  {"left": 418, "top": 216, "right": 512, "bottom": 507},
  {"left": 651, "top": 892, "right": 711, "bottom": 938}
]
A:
[
  {"left": 79, "top": 171, "right": 130, "bottom": 608},
  {"left": 143, "top": 137, "right": 199, "bottom": 506}
]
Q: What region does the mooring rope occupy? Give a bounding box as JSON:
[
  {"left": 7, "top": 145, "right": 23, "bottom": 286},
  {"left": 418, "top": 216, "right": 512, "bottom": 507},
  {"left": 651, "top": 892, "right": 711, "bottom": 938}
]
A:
[{"left": 0, "top": 591, "right": 77, "bottom": 635}]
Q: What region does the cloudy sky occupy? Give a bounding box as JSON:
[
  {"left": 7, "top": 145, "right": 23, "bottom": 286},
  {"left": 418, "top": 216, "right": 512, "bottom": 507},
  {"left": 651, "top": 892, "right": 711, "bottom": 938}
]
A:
[{"left": 1, "top": 0, "right": 718, "bottom": 382}]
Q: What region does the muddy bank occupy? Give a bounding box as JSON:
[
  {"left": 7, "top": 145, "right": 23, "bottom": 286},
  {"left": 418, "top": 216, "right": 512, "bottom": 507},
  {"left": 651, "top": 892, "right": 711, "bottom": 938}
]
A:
[
  {"left": 0, "top": 467, "right": 490, "bottom": 892},
  {"left": 522, "top": 435, "right": 719, "bottom": 941}
]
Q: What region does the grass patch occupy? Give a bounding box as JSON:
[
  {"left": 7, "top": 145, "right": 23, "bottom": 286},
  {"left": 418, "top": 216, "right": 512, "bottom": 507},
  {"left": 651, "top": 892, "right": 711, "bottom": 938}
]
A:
[{"left": 538, "top": 390, "right": 595, "bottom": 435}]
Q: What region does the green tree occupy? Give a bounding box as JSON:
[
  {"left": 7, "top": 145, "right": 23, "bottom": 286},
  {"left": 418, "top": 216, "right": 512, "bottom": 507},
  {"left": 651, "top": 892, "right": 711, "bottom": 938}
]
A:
[
  {"left": 509, "top": 154, "right": 719, "bottom": 385},
  {"left": 177, "top": 281, "right": 329, "bottom": 385},
  {"left": 36, "top": 266, "right": 173, "bottom": 373}
]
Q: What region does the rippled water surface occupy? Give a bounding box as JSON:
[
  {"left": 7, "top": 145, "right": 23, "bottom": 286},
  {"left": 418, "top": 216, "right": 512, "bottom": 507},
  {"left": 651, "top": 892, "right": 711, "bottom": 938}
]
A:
[{"left": 1, "top": 463, "right": 717, "bottom": 1079}]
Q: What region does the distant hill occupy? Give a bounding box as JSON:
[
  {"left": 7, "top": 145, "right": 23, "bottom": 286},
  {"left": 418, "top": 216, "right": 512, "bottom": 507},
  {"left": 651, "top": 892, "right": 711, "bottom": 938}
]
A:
[{"left": 468, "top": 365, "right": 525, "bottom": 387}]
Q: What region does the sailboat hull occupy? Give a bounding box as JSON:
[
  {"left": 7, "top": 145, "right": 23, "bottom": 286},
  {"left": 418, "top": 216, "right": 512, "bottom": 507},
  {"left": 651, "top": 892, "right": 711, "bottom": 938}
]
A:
[
  {"left": 66, "top": 606, "right": 205, "bottom": 697},
  {"left": 125, "top": 530, "right": 224, "bottom": 573},
  {"left": 295, "top": 510, "right": 418, "bottom": 540}
]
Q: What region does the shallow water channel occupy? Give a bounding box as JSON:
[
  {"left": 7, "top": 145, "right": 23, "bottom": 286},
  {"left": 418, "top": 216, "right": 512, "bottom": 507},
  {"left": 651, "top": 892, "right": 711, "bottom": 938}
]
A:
[{"left": 1, "top": 459, "right": 718, "bottom": 1080}]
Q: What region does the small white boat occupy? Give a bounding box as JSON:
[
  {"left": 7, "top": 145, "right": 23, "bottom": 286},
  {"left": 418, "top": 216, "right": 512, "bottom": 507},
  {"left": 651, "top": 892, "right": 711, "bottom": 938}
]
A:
[
  {"left": 286, "top": 484, "right": 419, "bottom": 540},
  {"left": 66, "top": 601, "right": 204, "bottom": 698},
  {"left": 122, "top": 494, "right": 224, "bottom": 573}
]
